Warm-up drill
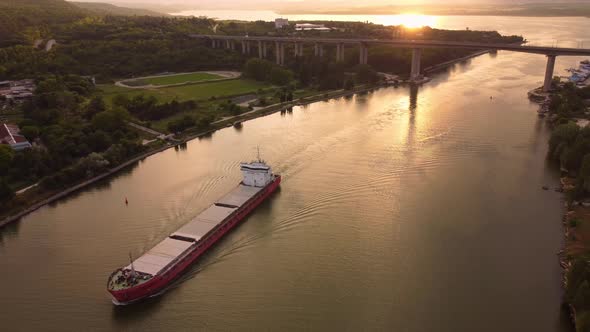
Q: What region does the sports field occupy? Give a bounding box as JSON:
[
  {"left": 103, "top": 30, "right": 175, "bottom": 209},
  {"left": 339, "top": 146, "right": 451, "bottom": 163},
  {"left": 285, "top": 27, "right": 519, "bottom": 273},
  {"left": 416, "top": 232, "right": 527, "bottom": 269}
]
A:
[
  {"left": 101, "top": 79, "right": 270, "bottom": 103},
  {"left": 142, "top": 72, "right": 224, "bottom": 86}
]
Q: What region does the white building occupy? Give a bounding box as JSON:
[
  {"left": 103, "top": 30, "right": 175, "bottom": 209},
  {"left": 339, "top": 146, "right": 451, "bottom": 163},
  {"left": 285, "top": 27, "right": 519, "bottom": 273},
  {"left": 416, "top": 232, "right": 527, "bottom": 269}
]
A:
[
  {"left": 0, "top": 123, "right": 32, "bottom": 151},
  {"left": 275, "top": 18, "right": 289, "bottom": 29},
  {"left": 295, "top": 23, "right": 332, "bottom": 31}
]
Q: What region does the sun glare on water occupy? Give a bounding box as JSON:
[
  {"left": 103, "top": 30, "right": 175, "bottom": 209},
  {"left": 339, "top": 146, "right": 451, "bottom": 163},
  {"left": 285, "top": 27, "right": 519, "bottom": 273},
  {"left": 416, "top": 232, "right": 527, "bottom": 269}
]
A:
[{"left": 384, "top": 14, "right": 438, "bottom": 29}]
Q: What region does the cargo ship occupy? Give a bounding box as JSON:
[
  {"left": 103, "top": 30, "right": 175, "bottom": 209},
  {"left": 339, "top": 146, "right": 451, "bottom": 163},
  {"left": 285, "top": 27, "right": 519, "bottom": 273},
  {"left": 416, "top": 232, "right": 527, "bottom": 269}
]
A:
[{"left": 107, "top": 158, "right": 281, "bottom": 305}]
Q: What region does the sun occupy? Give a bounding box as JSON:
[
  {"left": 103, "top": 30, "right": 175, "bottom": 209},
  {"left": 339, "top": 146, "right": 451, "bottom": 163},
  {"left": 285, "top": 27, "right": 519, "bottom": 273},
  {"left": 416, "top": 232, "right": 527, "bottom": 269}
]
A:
[{"left": 388, "top": 14, "right": 437, "bottom": 29}]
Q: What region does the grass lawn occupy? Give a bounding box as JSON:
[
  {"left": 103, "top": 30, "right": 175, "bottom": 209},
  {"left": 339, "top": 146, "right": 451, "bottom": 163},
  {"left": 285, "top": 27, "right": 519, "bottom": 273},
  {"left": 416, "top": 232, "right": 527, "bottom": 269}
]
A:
[
  {"left": 100, "top": 79, "right": 272, "bottom": 104},
  {"left": 143, "top": 72, "right": 223, "bottom": 86}
]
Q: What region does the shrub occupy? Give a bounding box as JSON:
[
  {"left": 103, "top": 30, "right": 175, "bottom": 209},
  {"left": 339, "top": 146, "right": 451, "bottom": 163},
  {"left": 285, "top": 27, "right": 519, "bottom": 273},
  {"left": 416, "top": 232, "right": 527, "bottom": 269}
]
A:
[{"left": 570, "top": 219, "right": 581, "bottom": 228}]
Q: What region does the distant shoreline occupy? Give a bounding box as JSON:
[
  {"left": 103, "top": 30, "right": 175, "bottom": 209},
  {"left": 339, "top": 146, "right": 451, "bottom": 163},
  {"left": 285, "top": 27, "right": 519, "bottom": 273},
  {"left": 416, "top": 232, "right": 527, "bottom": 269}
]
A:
[
  {"left": 274, "top": 11, "right": 590, "bottom": 18},
  {"left": 167, "top": 3, "right": 590, "bottom": 20},
  {"left": 171, "top": 9, "right": 590, "bottom": 21}
]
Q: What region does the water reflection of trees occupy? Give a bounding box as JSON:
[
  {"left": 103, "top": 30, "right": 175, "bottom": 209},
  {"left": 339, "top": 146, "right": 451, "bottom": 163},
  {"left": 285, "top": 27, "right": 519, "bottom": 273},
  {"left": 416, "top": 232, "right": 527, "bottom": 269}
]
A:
[
  {"left": 174, "top": 142, "right": 188, "bottom": 152},
  {"left": 0, "top": 221, "right": 21, "bottom": 246},
  {"left": 44, "top": 161, "right": 141, "bottom": 210},
  {"left": 280, "top": 107, "right": 294, "bottom": 116},
  {"left": 198, "top": 132, "right": 214, "bottom": 141}
]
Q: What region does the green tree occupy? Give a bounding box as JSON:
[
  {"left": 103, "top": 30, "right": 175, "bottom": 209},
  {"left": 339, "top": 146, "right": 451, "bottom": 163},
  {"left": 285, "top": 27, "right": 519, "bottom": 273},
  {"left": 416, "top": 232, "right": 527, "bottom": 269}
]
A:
[
  {"left": 112, "top": 94, "right": 131, "bottom": 109},
  {"left": 344, "top": 79, "right": 355, "bottom": 90},
  {"left": 549, "top": 122, "right": 580, "bottom": 161},
  {"left": 243, "top": 58, "right": 273, "bottom": 81},
  {"left": 20, "top": 125, "right": 40, "bottom": 141},
  {"left": 86, "top": 96, "right": 106, "bottom": 119},
  {"left": 168, "top": 115, "right": 196, "bottom": 133},
  {"left": 85, "top": 130, "right": 112, "bottom": 152},
  {"left": 79, "top": 152, "right": 110, "bottom": 177},
  {"left": 0, "top": 145, "right": 14, "bottom": 174},
  {"left": 269, "top": 67, "right": 294, "bottom": 86},
  {"left": 578, "top": 154, "right": 590, "bottom": 194},
  {"left": 92, "top": 107, "right": 129, "bottom": 132},
  {"left": 0, "top": 178, "right": 14, "bottom": 203},
  {"left": 575, "top": 280, "right": 590, "bottom": 311},
  {"left": 355, "top": 64, "right": 379, "bottom": 84}
]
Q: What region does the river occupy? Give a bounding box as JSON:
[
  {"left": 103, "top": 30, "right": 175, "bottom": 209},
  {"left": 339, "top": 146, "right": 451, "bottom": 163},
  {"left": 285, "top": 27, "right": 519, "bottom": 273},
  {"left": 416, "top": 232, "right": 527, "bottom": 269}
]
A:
[{"left": 2, "top": 15, "right": 590, "bottom": 331}]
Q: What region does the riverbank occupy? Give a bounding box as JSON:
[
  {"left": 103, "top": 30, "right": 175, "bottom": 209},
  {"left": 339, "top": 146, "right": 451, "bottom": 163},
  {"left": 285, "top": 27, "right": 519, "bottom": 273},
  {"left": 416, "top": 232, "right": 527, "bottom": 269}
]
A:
[
  {"left": 559, "top": 177, "right": 585, "bottom": 327},
  {"left": 530, "top": 81, "right": 590, "bottom": 330},
  {"left": 0, "top": 83, "right": 387, "bottom": 229}
]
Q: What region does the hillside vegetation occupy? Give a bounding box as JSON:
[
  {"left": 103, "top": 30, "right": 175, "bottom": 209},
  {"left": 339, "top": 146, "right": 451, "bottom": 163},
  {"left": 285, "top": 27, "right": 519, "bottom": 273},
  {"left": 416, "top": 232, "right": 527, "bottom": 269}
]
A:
[
  {"left": 0, "top": 0, "right": 168, "bottom": 47},
  {"left": 71, "top": 2, "right": 168, "bottom": 17},
  {"left": 0, "top": 0, "right": 85, "bottom": 46}
]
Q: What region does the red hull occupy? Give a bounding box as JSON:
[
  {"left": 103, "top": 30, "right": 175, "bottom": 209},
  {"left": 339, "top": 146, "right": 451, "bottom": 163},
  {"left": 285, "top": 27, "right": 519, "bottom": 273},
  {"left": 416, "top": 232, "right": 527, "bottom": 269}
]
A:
[{"left": 108, "top": 175, "right": 281, "bottom": 304}]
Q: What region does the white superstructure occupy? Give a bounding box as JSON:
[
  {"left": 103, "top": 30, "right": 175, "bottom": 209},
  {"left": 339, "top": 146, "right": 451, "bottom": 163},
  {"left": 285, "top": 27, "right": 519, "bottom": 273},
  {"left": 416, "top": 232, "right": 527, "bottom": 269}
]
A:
[{"left": 240, "top": 161, "right": 273, "bottom": 187}]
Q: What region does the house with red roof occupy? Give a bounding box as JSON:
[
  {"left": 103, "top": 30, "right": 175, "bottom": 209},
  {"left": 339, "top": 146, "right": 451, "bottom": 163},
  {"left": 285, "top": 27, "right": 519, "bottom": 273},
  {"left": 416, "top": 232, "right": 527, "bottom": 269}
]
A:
[{"left": 0, "top": 123, "right": 32, "bottom": 151}]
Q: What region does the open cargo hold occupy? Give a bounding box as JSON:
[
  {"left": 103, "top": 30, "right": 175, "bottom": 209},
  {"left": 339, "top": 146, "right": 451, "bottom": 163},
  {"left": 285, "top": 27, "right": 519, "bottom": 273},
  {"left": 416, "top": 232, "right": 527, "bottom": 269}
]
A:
[
  {"left": 126, "top": 238, "right": 193, "bottom": 276},
  {"left": 173, "top": 205, "right": 238, "bottom": 241}
]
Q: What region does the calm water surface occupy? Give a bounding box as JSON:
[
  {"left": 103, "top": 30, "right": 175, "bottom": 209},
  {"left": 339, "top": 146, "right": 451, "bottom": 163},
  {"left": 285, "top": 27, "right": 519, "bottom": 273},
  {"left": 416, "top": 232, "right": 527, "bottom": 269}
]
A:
[{"left": 2, "top": 16, "right": 590, "bottom": 331}]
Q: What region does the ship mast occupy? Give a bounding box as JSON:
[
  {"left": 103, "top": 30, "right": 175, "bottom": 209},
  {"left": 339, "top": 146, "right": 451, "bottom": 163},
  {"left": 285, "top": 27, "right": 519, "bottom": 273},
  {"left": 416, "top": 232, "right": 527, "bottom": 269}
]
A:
[
  {"left": 129, "top": 252, "right": 136, "bottom": 277},
  {"left": 257, "top": 146, "right": 261, "bottom": 162}
]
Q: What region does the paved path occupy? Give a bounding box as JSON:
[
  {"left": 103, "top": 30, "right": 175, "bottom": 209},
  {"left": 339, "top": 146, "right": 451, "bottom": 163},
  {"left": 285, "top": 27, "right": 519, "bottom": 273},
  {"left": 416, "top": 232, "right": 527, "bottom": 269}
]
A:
[
  {"left": 115, "top": 71, "right": 241, "bottom": 89},
  {"left": 127, "top": 121, "right": 164, "bottom": 136},
  {"left": 16, "top": 183, "right": 39, "bottom": 195},
  {"left": 45, "top": 39, "right": 57, "bottom": 51}
]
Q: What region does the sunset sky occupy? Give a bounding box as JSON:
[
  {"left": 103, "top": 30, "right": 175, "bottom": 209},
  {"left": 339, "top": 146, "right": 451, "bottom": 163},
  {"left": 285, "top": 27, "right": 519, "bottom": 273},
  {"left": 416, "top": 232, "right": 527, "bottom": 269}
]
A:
[
  {"left": 73, "top": 0, "right": 590, "bottom": 6},
  {"left": 67, "top": 0, "right": 590, "bottom": 16}
]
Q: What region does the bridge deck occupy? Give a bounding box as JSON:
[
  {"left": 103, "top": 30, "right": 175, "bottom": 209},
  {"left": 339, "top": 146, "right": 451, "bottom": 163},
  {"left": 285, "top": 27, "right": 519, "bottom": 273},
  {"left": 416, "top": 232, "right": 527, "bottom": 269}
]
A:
[{"left": 193, "top": 34, "right": 590, "bottom": 56}]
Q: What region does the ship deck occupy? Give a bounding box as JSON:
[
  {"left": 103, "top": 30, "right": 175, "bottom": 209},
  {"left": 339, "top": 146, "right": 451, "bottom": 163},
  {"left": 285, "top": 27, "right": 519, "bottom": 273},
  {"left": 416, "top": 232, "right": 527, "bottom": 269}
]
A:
[
  {"left": 108, "top": 269, "right": 152, "bottom": 291},
  {"left": 109, "top": 183, "right": 267, "bottom": 292}
]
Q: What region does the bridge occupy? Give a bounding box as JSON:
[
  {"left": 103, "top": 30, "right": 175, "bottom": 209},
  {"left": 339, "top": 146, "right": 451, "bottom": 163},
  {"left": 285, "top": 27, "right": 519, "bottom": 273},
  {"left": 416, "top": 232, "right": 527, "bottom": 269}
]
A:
[{"left": 192, "top": 35, "right": 590, "bottom": 92}]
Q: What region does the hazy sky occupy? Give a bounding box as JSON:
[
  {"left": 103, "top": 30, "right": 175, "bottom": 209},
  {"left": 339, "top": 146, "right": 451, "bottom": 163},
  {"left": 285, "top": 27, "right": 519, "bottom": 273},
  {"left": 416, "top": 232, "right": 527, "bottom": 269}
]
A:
[
  {"left": 73, "top": 0, "right": 590, "bottom": 6},
  {"left": 69, "top": 0, "right": 590, "bottom": 13}
]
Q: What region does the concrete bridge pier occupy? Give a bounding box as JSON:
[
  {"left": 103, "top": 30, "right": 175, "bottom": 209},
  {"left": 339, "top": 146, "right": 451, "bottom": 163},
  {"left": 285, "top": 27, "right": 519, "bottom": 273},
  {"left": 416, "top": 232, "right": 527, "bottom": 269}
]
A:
[
  {"left": 336, "top": 43, "right": 345, "bottom": 62},
  {"left": 294, "top": 43, "right": 303, "bottom": 57},
  {"left": 314, "top": 43, "right": 324, "bottom": 57},
  {"left": 258, "top": 41, "right": 263, "bottom": 58},
  {"left": 359, "top": 43, "right": 368, "bottom": 65},
  {"left": 211, "top": 39, "right": 216, "bottom": 48},
  {"left": 246, "top": 42, "right": 251, "bottom": 54},
  {"left": 263, "top": 42, "right": 268, "bottom": 58},
  {"left": 411, "top": 48, "right": 422, "bottom": 81},
  {"left": 275, "top": 42, "right": 281, "bottom": 65},
  {"left": 241, "top": 41, "right": 247, "bottom": 54},
  {"left": 275, "top": 42, "right": 285, "bottom": 65},
  {"left": 226, "top": 40, "right": 231, "bottom": 49},
  {"left": 543, "top": 55, "right": 557, "bottom": 92}
]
